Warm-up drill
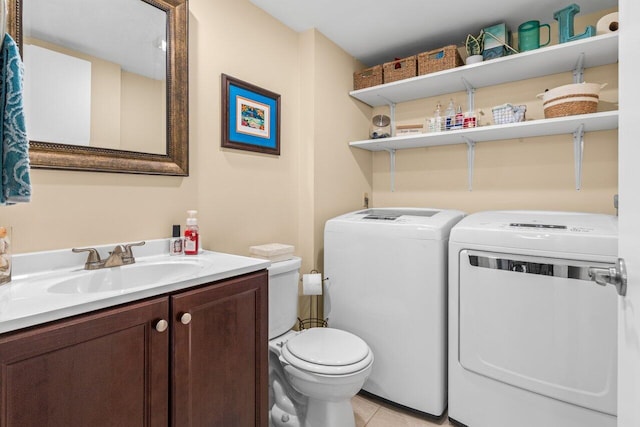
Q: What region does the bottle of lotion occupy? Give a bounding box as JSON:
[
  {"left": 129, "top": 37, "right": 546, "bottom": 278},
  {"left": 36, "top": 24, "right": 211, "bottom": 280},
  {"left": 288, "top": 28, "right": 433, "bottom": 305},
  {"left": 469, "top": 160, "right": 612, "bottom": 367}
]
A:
[
  {"left": 184, "top": 210, "right": 199, "bottom": 255},
  {"left": 170, "top": 224, "right": 184, "bottom": 256}
]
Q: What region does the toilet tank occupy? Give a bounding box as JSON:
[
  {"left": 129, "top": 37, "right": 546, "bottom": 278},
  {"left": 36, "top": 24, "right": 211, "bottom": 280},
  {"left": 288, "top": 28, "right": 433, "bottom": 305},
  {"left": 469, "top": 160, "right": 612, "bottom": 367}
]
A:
[{"left": 268, "top": 256, "right": 301, "bottom": 339}]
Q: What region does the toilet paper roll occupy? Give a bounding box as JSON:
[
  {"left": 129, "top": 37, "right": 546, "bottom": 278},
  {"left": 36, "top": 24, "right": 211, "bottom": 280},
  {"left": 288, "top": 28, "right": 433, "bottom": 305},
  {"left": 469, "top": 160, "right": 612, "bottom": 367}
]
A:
[
  {"left": 302, "top": 273, "right": 323, "bottom": 295},
  {"left": 596, "top": 12, "right": 619, "bottom": 35}
]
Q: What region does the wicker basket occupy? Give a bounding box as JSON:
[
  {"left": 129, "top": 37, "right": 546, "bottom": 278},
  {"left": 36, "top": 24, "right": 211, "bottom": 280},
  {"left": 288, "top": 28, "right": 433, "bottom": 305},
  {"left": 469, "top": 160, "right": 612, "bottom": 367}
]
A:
[
  {"left": 353, "top": 65, "right": 383, "bottom": 90},
  {"left": 418, "top": 45, "right": 463, "bottom": 75},
  {"left": 538, "top": 82, "right": 605, "bottom": 118},
  {"left": 383, "top": 56, "right": 417, "bottom": 84},
  {"left": 543, "top": 100, "right": 598, "bottom": 118},
  {"left": 492, "top": 104, "right": 527, "bottom": 125}
]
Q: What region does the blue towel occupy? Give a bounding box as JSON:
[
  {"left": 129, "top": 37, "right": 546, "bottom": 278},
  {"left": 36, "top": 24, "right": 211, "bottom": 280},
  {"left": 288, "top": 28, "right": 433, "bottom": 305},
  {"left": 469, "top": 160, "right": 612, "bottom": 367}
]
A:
[{"left": 0, "top": 33, "right": 31, "bottom": 205}]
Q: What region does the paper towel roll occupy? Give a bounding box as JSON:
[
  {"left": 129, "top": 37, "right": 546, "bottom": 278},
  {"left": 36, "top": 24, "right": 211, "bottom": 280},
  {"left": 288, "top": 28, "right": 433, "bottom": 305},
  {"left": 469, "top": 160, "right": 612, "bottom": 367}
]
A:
[
  {"left": 596, "top": 12, "right": 619, "bottom": 35},
  {"left": 302, "top": 273, "right": 323, "bottom": 295}
]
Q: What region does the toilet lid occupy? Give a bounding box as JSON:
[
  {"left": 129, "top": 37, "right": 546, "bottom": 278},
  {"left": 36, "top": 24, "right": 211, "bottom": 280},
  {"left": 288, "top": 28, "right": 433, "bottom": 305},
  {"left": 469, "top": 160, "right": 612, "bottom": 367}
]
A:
[{"left": 282, "top": 328, "right": 373, "bottom": 375}]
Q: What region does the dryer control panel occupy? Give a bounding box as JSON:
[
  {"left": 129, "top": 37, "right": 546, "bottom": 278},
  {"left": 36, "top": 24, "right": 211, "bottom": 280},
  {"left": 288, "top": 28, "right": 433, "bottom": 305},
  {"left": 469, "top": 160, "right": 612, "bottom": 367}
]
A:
[
  {"left": 508, "top": 222, "right": 597, "bottom": 233},
  {"left": 450, "top": 211, "right": 618, "bottom": 257}
]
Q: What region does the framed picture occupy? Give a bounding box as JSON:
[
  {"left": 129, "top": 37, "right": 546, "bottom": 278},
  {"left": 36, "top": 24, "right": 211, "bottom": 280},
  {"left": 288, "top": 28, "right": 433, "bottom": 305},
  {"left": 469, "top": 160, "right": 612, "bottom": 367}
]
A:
[{"left": 221, "top": 74, "right": 281, "bottom": 155}]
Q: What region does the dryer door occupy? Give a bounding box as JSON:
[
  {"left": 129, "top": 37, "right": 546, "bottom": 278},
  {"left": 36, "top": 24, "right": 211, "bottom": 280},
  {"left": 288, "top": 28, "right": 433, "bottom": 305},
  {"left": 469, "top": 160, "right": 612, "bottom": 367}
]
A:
[{"left": 458, "top": 250, "right": 617, "bottom": 415}]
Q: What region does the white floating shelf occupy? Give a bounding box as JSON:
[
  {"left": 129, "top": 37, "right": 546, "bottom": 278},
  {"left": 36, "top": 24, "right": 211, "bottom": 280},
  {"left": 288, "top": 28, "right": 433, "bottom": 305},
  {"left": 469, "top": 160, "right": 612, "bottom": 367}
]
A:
[
  {"left": 350, "top": 33, "right": 619, "bottom": 107},
  {"left": 351, "top": 111, "right": 618, "bottom": 192},
  {"left": 349, "top": 111, "right": 619, "bottom": 151}
]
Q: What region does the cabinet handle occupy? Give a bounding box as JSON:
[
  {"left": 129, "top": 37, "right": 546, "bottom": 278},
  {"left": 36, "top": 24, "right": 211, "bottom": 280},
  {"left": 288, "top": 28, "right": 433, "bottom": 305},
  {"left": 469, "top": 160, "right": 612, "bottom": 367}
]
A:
[
  {"left": 180, "top": 312, "right": 192, "bottom": 325},
  {"left": 155, "top": 319, "right": 169, "bottom": 332}
]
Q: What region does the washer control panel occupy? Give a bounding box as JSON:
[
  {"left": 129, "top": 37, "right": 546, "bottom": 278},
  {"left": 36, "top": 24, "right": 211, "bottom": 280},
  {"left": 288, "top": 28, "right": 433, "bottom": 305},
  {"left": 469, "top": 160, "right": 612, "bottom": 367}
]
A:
[{"left": 510, "top": 223, "right": 567, "bottom": 230}]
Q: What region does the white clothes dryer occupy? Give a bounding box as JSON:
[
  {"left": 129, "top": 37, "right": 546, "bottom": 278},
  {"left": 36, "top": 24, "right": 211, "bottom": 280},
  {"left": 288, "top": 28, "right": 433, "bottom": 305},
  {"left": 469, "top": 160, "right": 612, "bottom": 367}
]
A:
[
  {"left": 324, "top": 207, "right": 465, "bottom": 417},
  {"left": 448, "top": 211, "right": 618, "bottom": 427}
]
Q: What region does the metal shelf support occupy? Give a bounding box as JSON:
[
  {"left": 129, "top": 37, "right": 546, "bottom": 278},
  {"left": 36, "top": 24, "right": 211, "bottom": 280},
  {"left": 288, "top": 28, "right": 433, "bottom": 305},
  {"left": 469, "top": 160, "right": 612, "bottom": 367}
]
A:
[
  {"left": 389, "top": 102, "right": 396, "bottom": 136},
  {"left": 377, "top": 95, "right": 398, "bottom": 192},
  {"left": 385, "top": 148, "right": 397, "bottom": 192},
  {"left": 462, "top": 77, "right": 476, "bottom": 114},
  {"left": 463, "top": 137, "right": 476, "bottom": 191},
  {"left": 378, "top": 95, "right": 397, "bottom": 136},
  {"left": 573, "top": 52, "right": 585, "bottom": 83},
  {"left": 573, "top": 124, "right": 585, "bottom": 190}
]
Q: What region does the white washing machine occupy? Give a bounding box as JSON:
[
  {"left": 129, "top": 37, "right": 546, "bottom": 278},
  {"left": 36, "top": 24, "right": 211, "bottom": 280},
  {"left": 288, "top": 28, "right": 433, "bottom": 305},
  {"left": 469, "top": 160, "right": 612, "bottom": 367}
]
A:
[
  {"left": 324, "top": 207, "right": 465, "bottom": 417},
  {"left": 448, "top": 211, "right": 618, "bottom": 427}
]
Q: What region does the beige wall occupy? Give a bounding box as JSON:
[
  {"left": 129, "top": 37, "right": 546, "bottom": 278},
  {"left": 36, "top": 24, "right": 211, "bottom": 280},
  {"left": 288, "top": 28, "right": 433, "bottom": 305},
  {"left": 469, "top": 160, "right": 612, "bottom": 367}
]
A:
[
  {"left": 25, "top": 38, "right": 165, "bottom": 153},
  {"left": 300, "top": 29, "right": 373, "bottom": 270},
  {"left": 3, "top": 0, "right": 304, "bottom": 254},
  {"left": 0, "top": 172, "right": 197, "bottom": 253},
  {"left": 297, "top": 29, "right": 372, "bottom": 318},
  {"left": 90, "top": 54, "right": 122, "bottom": 150},
  {"left": 369, "top": 9, "right": 618, "bottom": 215},
  {"left": 0, "top": 3, "right": 619, "bottom": 323},
  {"left": 120, "top": 71, "right": 166, "bottom": 154},
  {"left": 189, "top": 0, "right": 301, "bottom": 260}
]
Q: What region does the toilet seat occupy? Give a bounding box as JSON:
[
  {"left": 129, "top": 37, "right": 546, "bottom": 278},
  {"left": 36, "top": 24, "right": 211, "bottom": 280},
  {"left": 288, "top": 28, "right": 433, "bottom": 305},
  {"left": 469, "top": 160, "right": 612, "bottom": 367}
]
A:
[{"left": 282, "top": 328, "right": 373, "bottom": 375}]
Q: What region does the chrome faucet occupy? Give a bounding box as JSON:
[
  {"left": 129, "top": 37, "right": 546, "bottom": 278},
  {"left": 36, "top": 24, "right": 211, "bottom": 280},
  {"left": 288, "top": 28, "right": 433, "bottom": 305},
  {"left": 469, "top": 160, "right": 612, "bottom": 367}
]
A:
[{"left": 73, "top": 241, "right": 146, "bottom": 270}]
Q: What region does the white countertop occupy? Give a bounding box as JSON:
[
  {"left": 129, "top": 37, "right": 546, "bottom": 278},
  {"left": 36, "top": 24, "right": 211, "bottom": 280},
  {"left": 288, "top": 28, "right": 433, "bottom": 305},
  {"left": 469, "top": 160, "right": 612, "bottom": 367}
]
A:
[{"left": 0, "top": 239, "right": 270, "bottom": 334}]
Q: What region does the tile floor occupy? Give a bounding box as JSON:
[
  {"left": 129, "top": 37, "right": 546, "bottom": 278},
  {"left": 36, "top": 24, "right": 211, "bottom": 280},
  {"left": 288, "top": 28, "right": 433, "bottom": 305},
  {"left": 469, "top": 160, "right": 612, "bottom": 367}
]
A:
[{"left": 352, "top": 394, "right": 456, "bottom": 427}]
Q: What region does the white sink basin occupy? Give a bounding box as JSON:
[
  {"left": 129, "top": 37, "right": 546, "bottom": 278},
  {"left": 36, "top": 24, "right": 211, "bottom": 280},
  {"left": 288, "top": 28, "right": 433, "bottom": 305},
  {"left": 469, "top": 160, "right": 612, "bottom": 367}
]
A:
[
  {"left": 48, "top": 260, "right": 204, "bottom": 294},
  {"left": 0, "top": 241, "right": 271, "bottom": 334}
]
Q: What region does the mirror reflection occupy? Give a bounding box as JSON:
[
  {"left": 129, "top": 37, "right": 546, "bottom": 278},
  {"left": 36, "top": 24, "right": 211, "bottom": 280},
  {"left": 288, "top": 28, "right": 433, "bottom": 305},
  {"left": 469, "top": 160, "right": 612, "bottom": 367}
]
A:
[{"left": 23, "top": 0, "right": 167, "bottom": 155}]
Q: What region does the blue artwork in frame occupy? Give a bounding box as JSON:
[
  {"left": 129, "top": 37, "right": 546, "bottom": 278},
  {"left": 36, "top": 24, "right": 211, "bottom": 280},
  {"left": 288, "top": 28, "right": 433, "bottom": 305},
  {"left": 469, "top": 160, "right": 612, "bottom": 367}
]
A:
[{"left": 221, "top": 74, "right": 281, "bottom": 155}]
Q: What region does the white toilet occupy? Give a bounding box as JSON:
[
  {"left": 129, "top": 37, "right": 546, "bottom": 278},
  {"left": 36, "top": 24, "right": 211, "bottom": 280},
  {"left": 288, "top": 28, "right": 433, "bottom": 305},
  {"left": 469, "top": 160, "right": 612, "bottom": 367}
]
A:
[{"left": 268, "top": 257, "right": 373, "bottom": 427}]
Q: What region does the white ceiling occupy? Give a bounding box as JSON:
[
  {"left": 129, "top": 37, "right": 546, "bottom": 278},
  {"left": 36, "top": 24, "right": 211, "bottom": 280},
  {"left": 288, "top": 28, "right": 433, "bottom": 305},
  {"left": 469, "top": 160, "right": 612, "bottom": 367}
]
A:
[
  {"left": 24, "top": 0, "right": 167, "bottom": 80},
  {"left": 249, "top": 0, "right": 617, "bottom": 66},
  {"left": 22, "top": 0, "right": 617, "bottom": 78}
]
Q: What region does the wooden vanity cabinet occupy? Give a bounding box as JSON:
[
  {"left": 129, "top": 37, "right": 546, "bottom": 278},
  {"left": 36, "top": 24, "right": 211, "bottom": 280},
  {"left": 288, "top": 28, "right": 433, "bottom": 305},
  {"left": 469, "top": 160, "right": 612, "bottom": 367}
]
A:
[
  {"left": 0, "top": 297, "right": 170, "bottom": 427},
  {"left": 172, "top": 271, "right": 268, "bottom": 426},
  {"left": 0, "top": 270, "right": 268, "bottom": 427}
]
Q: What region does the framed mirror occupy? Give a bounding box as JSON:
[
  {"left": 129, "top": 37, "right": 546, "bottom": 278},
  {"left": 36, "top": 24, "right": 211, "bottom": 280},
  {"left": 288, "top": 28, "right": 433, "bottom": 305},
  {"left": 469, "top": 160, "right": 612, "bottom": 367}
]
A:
[{"left": 8, "top": 0, "right": 188, "bottom": 175}]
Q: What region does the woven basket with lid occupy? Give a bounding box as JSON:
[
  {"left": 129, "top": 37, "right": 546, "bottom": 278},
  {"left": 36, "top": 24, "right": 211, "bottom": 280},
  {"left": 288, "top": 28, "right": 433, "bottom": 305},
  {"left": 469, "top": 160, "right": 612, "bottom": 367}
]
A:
[{"left": 538, "top": 82, "right": 606, "bottom": 118}]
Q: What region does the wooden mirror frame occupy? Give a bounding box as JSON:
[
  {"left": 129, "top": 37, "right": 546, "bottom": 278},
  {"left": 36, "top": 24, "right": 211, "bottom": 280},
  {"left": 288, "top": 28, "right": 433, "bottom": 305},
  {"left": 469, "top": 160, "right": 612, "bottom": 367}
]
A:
[{"left": 9, "top": 0, "right": 189, "bottom": 176}]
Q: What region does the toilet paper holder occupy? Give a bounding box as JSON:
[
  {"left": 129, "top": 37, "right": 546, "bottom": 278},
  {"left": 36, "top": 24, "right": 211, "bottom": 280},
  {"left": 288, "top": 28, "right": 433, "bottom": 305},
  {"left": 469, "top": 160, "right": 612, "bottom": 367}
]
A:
[
  {"left": 298, "top": 269, "right": 329, "bottom": 330},
  {"left": 301, "top": 270, "right": 327, "bottom": 295}
]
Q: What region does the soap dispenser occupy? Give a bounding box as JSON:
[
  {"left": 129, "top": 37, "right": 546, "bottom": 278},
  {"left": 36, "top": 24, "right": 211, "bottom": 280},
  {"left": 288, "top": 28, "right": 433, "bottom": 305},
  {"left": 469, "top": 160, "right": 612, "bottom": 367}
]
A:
[{"left": 184, "top": 210, "right": 199, "bottom": 255}]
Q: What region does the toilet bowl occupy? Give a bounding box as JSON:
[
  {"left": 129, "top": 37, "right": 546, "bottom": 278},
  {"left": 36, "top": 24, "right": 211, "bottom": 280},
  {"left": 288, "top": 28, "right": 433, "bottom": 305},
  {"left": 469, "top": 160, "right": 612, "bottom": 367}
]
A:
[{"left": 267, "top": 257, "right": 373, "bottom": 427}]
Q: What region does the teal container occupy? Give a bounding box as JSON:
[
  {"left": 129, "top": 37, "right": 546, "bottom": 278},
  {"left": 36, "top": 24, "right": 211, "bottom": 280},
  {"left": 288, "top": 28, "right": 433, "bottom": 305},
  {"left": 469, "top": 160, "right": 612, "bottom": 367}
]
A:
[{"left": 518, "top": 20, "right": 551, "bottom": 52}]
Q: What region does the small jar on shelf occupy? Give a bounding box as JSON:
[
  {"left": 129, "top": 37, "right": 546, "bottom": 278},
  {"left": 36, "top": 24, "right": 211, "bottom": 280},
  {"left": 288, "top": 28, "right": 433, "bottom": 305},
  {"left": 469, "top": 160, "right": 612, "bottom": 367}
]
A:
[
  {"left": 370, "top": 114, "right": 391, "bottom": 139},
  {"left": 463, "top": 111, "right": 477, "bottom": 128}
]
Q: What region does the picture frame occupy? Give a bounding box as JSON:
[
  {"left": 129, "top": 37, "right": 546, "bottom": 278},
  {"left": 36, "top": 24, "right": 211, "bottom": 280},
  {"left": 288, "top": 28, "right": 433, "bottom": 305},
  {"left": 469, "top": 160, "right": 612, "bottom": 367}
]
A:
[{"left": 221, "top": 74, "right": 281, "bottom": 155}]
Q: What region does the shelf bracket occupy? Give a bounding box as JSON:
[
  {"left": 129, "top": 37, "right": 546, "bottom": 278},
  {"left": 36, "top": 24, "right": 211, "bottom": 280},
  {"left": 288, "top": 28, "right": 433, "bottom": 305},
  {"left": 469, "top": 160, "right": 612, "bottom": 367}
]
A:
[
  {"left": 378, "top": 95, "right": 397, "bottom": 136},
  {"left": 573, "top": 52, "right": 585, "bottom": 83},
  {"left": 462, "top": 77, "right": 476, "bottom": 113},
  {"left": 573, "top": 124, "right": 584, "bottom": 190},
  {"left": 385, "top": 148, "right": 397, "bottom": 192},
  {"left": 463, "top": 137, "right": 476, "bottom": 191}
]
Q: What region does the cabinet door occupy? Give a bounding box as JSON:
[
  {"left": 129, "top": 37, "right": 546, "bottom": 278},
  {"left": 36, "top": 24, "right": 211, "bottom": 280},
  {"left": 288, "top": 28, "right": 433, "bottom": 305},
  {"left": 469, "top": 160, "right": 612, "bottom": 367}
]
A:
[
  {"left": 172, "top": 270, "right": 268, "bottom": 427},
  {"left": 0, "top": 297, "right": 169, "bottom": 427}
]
